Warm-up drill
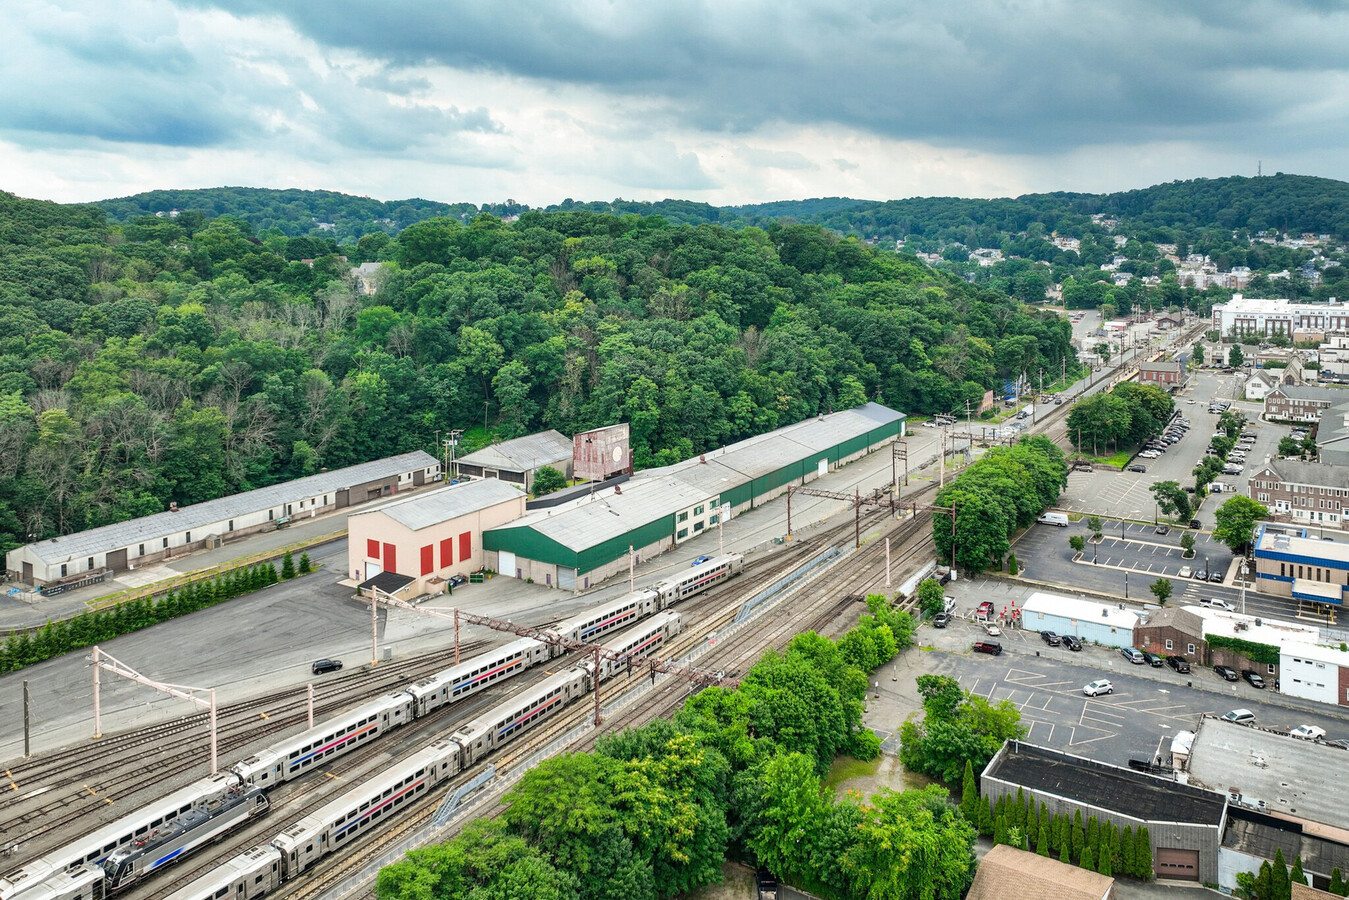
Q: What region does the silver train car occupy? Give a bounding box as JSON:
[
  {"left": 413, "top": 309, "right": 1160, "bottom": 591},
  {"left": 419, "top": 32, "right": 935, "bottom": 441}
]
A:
[
  {"left": 231, "top": 691, "right": 413, "bottom": 788},
  {"left": 9, "top": 867, "right": 103, "bottom": 900},
  {"left": 403, "top": 637, "right": 551, "bottom": 717},
  {"left": 450, "top": 667, "right": 589, "bottom": 767},
  {"left": 589, "top": 611, "right": 683, "bottom": 681},
  {"left": 0, "top": 774, "right": 236, "bottom": 900},
  {"left": 650, "top": 553, "right": 743, "bottom": 607},
  {"left": 103, "top": 786, "right": 268, "bottom": 891},
  {"left": 547, "top": 591, "right": 661, "bottom": 647},
  {"left": 159, "top": 845, "right": 279, "bottom": 900}
]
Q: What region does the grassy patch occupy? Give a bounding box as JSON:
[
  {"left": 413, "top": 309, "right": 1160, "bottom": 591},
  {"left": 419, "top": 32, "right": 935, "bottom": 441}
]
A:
[
  {"left": 1067, "top": 512, "right": 1085, "bottom": 522},
  {"left": 1092, "top": 450, "right": 1133, "bottom": 468},
  {"left": 824, "top": 755, "right": 882, "bottom": 791}
]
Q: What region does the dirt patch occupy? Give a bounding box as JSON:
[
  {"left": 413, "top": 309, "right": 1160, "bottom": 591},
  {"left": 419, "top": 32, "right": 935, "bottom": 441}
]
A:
[
  {"left": 683, "top": 860, "right": 755, "bottom": 900},
  {"left": 829, "top": 750, "right": 935, "bottom": 802}
]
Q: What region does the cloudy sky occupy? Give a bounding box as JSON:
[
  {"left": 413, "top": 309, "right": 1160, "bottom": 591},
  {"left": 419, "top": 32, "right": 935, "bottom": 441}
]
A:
[{"left": 5, "top": 0, "right": 1348, "bottom": 207}]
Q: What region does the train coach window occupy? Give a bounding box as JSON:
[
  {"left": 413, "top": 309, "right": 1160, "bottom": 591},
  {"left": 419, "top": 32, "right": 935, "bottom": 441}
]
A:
[{"left": 215, "top": 889, "right": 228, "bottom": 899}]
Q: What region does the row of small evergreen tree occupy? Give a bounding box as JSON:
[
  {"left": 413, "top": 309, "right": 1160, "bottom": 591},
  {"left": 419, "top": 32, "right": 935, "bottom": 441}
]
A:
[
  {"left": 1237, "top": 847, "right": 1314, "bottom": 899},
  {"left": 0, "top": 551, "right": 311, "bottom": 674},
  {"left": 960, "top": 765, "right": 1152, "bottom": 880}
]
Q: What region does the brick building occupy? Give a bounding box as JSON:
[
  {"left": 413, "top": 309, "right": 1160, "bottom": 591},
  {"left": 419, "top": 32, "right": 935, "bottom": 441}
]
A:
[
  {"left": 1264, "top": 385, "right": 1345, "bottom": 423},
  {"left": 1249, "top": 460, "right": 1349, "bottom": 530},
  {"left": 1137, "top": 360, "right": 1185, "bottom": 388},
  {"left": 1133, "top": 606, "right": 1207, "bottom": 663}
]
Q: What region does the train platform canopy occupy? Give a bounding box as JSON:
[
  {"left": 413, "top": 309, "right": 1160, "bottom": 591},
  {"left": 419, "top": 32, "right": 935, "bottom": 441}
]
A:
[
  {"left": 6, "top": 451, "right": 441, "bottom": 586},
  {"left": 484, "top": 403, "right": 904, "bottom": 587}
]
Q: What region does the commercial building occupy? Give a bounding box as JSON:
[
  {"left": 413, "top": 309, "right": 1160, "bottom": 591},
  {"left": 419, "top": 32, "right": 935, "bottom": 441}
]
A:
[
  {"left": 1319, "top": 335, "right": 1349, "bottom": 382},
  {"left": 1245, "top": 370, "right": 1282, "bottom": 401},
  {"left": 1314, "top": 398, "right": 1349, "bottom": 465},
  {"left": 1212, "top": 295, "right": 1349, "bottom": 338},
  {"left": 982, "top": 741, "right": 1228, "bottom": 883},
  {"left": 346, "top": 479, "right": 527, "bottom": 598},
  {"left": 1137, "top": 360, "right": 1185, "bottom": 388},
  {"left": 1186, "top": 716, "right": 1349, "bottom": 892},
  {"left": 483, "top": 403, "right": 905, "bottom": 590},
  {"left": 1252, "top": 522, "right": 1349, "bottom": 606},
  {"left": 454, "top": 430, "right": 575, "bottom": 492},
  {"left": 1280, "top": 641, "right": 1349, "bottom": 706},
  {"left": 1133, "top": 606, "right": 1206, "bottom": 662},
  {"left": 5, "top": 451, "right": 441, "bottom": 587},
  {"left": 1019, "top": 591, "right": 1142, "bottom": 648},
  {"left": 1249, "top": 460, "right": 1349, "bottom": 531},
  {"left": 1264, "top": 385, "right": 1345, "bottom": 423}
]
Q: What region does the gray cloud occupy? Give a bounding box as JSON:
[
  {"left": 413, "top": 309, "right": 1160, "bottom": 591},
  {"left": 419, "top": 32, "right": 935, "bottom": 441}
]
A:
[{"left": 170, "top": 0, "right": 1349, "bottom": 156}]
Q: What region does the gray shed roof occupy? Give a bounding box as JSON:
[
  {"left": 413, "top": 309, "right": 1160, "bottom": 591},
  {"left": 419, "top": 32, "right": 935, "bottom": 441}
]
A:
[
  {"left": 353, "top": 478, "right": 523, "bottom": 531},
  {"left": 25, "top": 451, "right": 439, "bottom": 564},
  {"left": 456, "top": 430, "right": 573, "bottom": 473}
]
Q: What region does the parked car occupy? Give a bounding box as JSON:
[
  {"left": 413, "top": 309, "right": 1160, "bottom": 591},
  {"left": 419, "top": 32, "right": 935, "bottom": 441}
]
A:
[
  {"left": 1221, "top": 708, "right": 1256, "bottom": 724},
  {"left": 1040, "top": 630, "right": 1061, "bottom": 646},
  {"left": 1154, "top": 525, "right": 1170, "bottom": 535},
  {"left": 312, "top": 658, "right": 343, "bottom": 675},
  {"left": 1200, "top": 597, "right": 1234, "bottom": 611},
  {"left": 1193, "top": 568, "right": 1209, "bottom": 580},
  {"left": 1215, "top": 665, "right": 1239, "bottom": 681},
  {"left": 1242, "top": 670, "right": 1267, "bottom": 689},
  {"left": 1167, "top": 655, "right": 1191, "bottom": 673},
  {"left": 976, "top": 600, "right": 995, "bottom": 619},
  {"left": 1061, "top": 635, "right": 1083, "bottom": 651},
  {"left": 691, "top": 555, "right": 712, "bottom": 566},
  {"left": 985, "top": 624, "right": 1002, "bottom": 636},
  {"left": 972, "top": 641, "right": 1003, "bottom": 655},
  {"left": 1126, "top": 464, "right": 1147, "bottom": 473},
  {"left": 755, "top": 868, "right": 779, "bottom": 900},
  {"left": 1290, "top": 725, "right": 1327, "bottom": 741},
  {"left": 1141, "top": 650, "right": 1165, "bottom": 667},
  {"left": 1178, "top": 565, "right": 1193, "bottom": 578},
  {"left": 933, "top": 612, "right": 951, "bottom": 628},
  {"left": 1209, "top": 571, "right": 1225, "bottom": 583},
  {"left": 1121, "top": 647, "right": 1146, "bottom": 664},
  {"left": 1188, "top": 519, "right": 1202, "bottom": 529},
  {"left": 1083, "top": 679, "right": 1114, "bottom": 697}
]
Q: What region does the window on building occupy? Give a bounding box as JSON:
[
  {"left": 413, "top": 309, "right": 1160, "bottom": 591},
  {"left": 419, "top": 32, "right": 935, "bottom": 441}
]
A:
[
  {"left": 1187, "top": 643, "right": 1196, "bottom": 654},
  {"left": 1267, "top": 663, "right": 1276, "bottom": 675},
  {"left": 228, "top": 520, "right": 234, "bottom": 532},
  {"left": 459, "top": 532, "right": 471, "bottom": 562},
  {"left": 60, "top": 564, "right": 67, "bottom": 577},
  {"left": 678, "top": 512, "right": 688, "bottom": 523},
  {"left": 138, "top": 543, "right": 145, "bottom": 556},
  {"left": 420, "top": 545, "right": 434, "bottom": 577},
  {"left": 440, "top": 538, "right": 453, "bottom": 568},
  {"left": 694, "top": 505, "right": 704, "bottom": 515},
  {"left": 694, "top": 522, "right": 704, "bottom": 532},
  {"left": 367, "top": 539, "right": 380, "bottom": 559},
  {"left": 269, "top": 510, "right": 274, "bottom": 521},
  {"left": 185, "top": 532, "right": 191, "bottom": 543},
  {"left": 87, "top": 556, "right": 94, "bottom": 570},
  {"left": 163, "top": 538, "right": 169, "bottom": 549},
  {"left": 1165, "top": 639, "right": 1173, "bottom": 650},
  {"left": 677, "top": 528, "right": 688, "bottom": 539},
  {"left": 709, "top": 515, "right": 719, "bottom": 525},
  {"left": 286, "top": 504, "right": 292, "bottom": 515},
  {"left": 324, "top": 495, "right": 329, "bottom": 505}
]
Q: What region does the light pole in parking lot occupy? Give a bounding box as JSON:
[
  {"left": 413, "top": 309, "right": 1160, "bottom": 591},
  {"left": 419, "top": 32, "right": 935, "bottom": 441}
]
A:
[{"left": 1124, "top": 571, "right": 1129, "bottom": 600}]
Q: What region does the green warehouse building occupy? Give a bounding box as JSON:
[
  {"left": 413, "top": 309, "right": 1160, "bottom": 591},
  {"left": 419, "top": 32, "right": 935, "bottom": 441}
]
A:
[{"left": 483, "top": 402, "right": 905, "bottom": 590}]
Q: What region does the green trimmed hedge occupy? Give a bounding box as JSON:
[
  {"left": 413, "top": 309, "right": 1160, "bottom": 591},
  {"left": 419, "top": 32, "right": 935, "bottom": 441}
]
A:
[
  {"left": 1, "top": 562, "right": 281, "bottom": 674},
  {"left": 1208, "top": 634, "right": 1280, "bottom": 666}
]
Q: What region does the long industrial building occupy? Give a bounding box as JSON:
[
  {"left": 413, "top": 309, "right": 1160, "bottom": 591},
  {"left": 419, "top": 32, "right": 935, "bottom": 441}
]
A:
[
  {"left": 482, "top": 403, "right": 905, "bottom": 590},
  {"left": 6, "top": 451, "right": 441, "bottom": 587}
]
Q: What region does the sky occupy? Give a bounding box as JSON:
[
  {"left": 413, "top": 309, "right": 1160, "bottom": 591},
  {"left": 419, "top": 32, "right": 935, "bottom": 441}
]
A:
[{"left": 5, "top": 0, "right": 1349, "bottom": 207}]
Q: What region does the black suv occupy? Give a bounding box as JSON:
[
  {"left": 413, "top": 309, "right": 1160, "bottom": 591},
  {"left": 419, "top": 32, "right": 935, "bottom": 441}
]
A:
[
  {"left": 1215, "top": 664, "right": 1238, "bottom": 681},
  {"left": 312, "top": 658, "right": 343, "bottom": 675},
  {"left": 1166, "top": 655, "right": 1191, "bottom": 673},
  {"left": 1061, "top": 635, "right": 1082, "bottom": 651},
  {"left": 1040, "top": 630, "right": 1061, "bottom": 646},
  {"left": 1242, "top": 670, "right": 1267, "bottom": 689}
]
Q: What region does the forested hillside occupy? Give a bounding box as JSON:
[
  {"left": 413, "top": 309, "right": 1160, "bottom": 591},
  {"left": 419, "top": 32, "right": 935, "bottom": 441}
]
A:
[{"left": 0, "top": 191, "right": 1072, "bottom": 555}]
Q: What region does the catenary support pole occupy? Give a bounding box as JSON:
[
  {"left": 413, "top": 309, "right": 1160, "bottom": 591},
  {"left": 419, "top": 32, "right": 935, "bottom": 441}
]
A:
[
  {"left": 23, "top": 680, "right": 30, "bottom": 757},
  {"left": 307, "top": 684, "right": 315, "bottom": 729},
  {"left": 92, "top": 645, "right": 101, "bottom": 739},
  {"left": 885, "top": 538, "right": 892, "bottom": 588},
  {"left": 209, "top": 689, "right": 218, "bottom": 776}
]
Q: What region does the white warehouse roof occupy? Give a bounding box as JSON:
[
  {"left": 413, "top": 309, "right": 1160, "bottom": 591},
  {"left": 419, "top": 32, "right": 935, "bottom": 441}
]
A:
[
  {"left": 352, "top": 478, "right": 524, "bottom": 532},
  {"left": 456, "top": 430, "right": 573, "bottom": 472},
  {"left": 1023, "top": 591, "right": 1143, "bottom": 630},
  {"left": 18, "top": 451, "right": 439, "bottom": 564}
]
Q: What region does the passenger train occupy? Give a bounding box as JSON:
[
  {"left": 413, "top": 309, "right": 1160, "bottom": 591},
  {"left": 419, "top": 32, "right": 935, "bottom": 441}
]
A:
[{"left": 0, "top": 554, "right": 738, "bottom": 900}]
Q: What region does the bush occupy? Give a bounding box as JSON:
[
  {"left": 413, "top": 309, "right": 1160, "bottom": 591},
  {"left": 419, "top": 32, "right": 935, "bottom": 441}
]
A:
[
  {"left": 298, "top": 552, "right": 312, "bottom": 574},
  {"left": 281, "top": 551, "right": 296, "bottom": 580},
  {"left": 1007, "top": 553, "right": 1018, "bottom": 575}
]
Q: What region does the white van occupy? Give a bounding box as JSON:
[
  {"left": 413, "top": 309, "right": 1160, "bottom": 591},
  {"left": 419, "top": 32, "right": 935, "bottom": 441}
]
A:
[{"left": 1037, "top": 512, "right": 1069, "bottom": 527}]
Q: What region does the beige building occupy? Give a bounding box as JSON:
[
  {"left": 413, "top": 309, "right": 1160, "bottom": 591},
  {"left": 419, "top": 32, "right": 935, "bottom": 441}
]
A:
[
  {"left": 966, "top": 844, "right": 1113, "bottom": 900},
  {"left": 346, "top": 479, "right": 526, "bottom": 598}
]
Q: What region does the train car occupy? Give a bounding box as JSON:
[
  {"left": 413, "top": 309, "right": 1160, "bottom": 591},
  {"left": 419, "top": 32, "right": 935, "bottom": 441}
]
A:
[
  {"left": 546, "top": 590, "right": 660, "bottom": 651},
  {"left": 592, "top": 611, "right": 683, "bottom": 681},
  {"left": 270, "top": 739, "right": 460, "bottom": 879},
  {"left": 160, "top": 845, "right": 281, "bottom": 900},
  {"left": 8, "top": 866, "right": 103, "bottom": 900},
  {"left": 103, "top": 786, "right": 269, "bottom": 891},
  {"left": 403, "top": 637, "right": 550, "bottom": 717},
  {"left": 232, "top": 690, "right": 415, "bottom": 787},
  {"left": 652, "top": 553, "right": 744, "bottom": 608},
  {"left": 450, "top": 667, "right": 588, "bottom": 767},
  {"left": 0, "top": 774, "right": 236, "bottom": 900}
]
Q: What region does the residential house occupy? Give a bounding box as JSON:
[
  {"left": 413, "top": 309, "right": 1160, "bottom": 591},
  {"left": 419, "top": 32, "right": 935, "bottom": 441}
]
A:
[
  {"left": 1249, "top": 460, "right": 1349, "bottom": 531},
  {"left": 1264, "top": 385, "right": 1345, "bottom": 423},
  {"left": 1133, "top": 606, "right": 1207, "bottom": 664},
  {"left": 1245, "top": 370, "right": 1280, "bottom": 401}
]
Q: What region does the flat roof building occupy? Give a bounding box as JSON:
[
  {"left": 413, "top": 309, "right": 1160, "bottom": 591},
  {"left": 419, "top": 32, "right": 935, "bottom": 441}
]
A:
[
  {"left": 6, "top": 451, "right": 441, "bottom": 587},
  {"left": 1252, "top": 522, "right": 1349, "bottom": 607},
  {"left": 1212, "top": 295, "right": 1349, "bottom": 338},
  {"left": 982, "top": 741, "right": 1228, "bottom": 884},
  {"left": 483, "top": 403, "right": 905, "bottom": 590},
  {"left": 1020, "top": 591, "right": 1142, "bottom": 648}
]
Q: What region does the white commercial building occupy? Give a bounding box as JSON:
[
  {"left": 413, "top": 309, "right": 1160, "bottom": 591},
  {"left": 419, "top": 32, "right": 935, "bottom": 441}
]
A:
[
  {"left": 1020, "top": 591, "right": 1142, "bottom": 648},
  {"left": 1212, "top": 294, "right": 1349, "bottom": 338},
  {"left": 1280, "top": 642, "right": 1349, "bottom": 706}
]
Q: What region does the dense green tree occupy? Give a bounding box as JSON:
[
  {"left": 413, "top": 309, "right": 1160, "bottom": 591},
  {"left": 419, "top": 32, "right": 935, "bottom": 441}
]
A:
[
  {"left": 1214, "top": 495, "right": 1269, "bottom": 552},
  {"left": 1149, "top": 577, "right": 1173, "bottom": 604},
  {"left": 532, "top": 466, "right": 567, "bottom": 496},
  {"left": 917, "top": 577, "right": 946, "bottom": 617},
  {"left": 900, "top": 676, "right": 1026, "bottom": 784}
]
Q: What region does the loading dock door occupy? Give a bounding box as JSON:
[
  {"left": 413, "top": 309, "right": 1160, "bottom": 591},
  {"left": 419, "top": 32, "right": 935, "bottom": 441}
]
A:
[
  {"left": 365, "top": 562, "right": 383, "bottom": 581},
  {"left": 107, "top": 548, "right": 128, "bottom": 572},
  {"left": 498, "top": 551, "right": 517, "bottom": 578},
  {"left": 1155, "top": 848, "right": 1199, "bottom": 881}
]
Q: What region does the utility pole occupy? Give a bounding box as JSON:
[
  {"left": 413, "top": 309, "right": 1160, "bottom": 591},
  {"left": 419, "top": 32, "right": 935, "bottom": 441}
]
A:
[
  {"left": 885, "top": 537, "right": 892, "bottom": 588},
  {"left": 628, "top": 545, "right": 635, "bottom": 593},
  {"left": 23, "top": 679, "right": 30, "bottom": 757},
  {"left": 931, "top": 498, "right": 958, "bottom": 572},
  {"left": 939, "top": 427, "right": 947, "bottom": 488}
]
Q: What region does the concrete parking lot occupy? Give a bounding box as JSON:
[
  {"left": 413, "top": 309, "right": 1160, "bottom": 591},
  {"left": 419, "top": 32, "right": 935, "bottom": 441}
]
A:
[{"left": 860, "top": 581, "right": 1349, "bottom": 771}]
